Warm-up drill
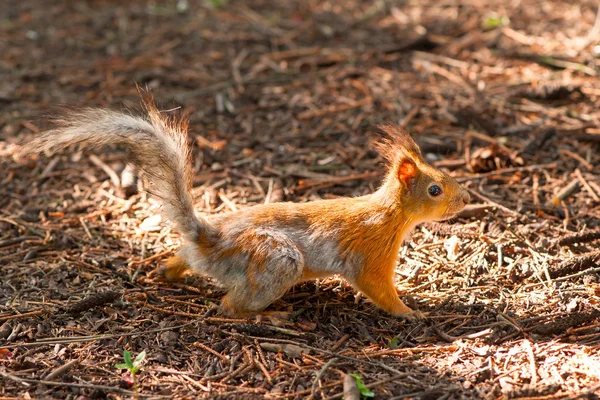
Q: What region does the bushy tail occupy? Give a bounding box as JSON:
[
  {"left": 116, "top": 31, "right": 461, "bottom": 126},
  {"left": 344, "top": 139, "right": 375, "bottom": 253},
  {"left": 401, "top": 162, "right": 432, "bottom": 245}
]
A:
[{"left": 22, "top": 94, "right": 216, "bottom": 243}]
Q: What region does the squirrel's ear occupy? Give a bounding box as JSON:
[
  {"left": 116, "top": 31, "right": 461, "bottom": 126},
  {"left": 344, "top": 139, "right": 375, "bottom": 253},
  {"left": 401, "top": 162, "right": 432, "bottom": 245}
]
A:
[{"left": 397, "top": 158, "right": 417, "bottom": 188}]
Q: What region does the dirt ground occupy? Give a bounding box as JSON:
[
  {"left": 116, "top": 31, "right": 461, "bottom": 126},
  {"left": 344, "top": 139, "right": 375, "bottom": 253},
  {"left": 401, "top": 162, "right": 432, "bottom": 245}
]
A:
[{"left": 1, "top": 0, "right": 600, "bottom": 399}]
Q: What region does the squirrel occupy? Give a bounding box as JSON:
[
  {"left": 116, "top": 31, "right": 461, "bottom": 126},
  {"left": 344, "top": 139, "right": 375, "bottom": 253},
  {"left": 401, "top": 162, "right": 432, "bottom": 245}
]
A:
[{"left": 22, "top": 94, "right": 470, "bottom": 320}]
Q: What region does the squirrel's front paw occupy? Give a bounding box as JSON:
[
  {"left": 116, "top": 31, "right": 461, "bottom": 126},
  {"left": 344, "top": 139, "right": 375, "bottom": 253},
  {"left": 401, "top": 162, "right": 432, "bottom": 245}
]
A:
[{"left": 399, "top": 309, "right": 427, "bottom": 321}]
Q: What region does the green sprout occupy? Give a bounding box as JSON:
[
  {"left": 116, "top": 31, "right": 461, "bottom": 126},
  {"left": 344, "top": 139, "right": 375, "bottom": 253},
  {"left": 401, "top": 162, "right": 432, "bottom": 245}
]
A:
[
  {"left": 350, "top": 373, "right": 375, "bottom": 398},
  {"left": 387, "top": 336, "right": 399, "bottom": 349},
  {"left": 206, "top": 0, "right": 229, "bottom": 8},
  {"left": 483, "top": 14, "right": 509, "bottom": 30},
  {"left": 115, "top": 350, "right": 146, "bottom": 388}
]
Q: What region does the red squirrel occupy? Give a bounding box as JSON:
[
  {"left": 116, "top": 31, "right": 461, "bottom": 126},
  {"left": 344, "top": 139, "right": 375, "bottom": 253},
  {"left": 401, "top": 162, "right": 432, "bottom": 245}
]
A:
[{"left": 23, "top": 94, "right": 469, "bottom": 320}]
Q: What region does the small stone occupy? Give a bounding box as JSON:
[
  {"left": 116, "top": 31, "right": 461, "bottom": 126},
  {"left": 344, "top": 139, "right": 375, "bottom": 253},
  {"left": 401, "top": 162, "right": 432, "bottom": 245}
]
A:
[
  {"left": 155, "top": 352, "right": 169, "bottom": 364},
  {"left": 139, "top": 215, "right": 162, "bottom": 231},
  {"left": 160, "top": 330, "right": 179, "bottom": 346}
]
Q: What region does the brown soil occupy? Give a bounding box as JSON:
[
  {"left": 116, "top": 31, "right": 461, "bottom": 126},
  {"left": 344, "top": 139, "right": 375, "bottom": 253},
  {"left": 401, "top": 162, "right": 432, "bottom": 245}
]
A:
[{"left": 1, "top": 1, "right": 600, "bottom": 399}]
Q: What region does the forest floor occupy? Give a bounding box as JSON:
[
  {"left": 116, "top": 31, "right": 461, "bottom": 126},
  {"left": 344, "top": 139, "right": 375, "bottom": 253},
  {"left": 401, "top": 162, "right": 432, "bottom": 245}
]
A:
[{"left": 1, "top": 0, "right": 600, "bottom": 399}]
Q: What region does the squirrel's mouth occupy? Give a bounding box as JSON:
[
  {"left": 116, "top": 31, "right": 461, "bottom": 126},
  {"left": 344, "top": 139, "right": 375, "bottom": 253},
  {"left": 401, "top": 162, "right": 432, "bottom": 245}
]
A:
[
  {"left": 439, "top": 211, "right": 457, "bottom": 220},
  {"left": 439, "top": 201, "right": 467, "bottom": 220}
]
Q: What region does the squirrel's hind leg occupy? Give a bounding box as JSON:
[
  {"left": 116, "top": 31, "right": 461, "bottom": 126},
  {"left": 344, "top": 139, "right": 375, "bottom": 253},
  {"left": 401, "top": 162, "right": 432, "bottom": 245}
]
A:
[
  {"left": 219, "top": 229, "right": 305, "bottom": 317},
  {"left": 219, "top": 258, "right": 303, "bottom": 316},
  {"left": 155, "top": 244, "right": 209, "bottom": 282},
  {"left": 152, "top": 254, "right": 190, "bottom": 281}
]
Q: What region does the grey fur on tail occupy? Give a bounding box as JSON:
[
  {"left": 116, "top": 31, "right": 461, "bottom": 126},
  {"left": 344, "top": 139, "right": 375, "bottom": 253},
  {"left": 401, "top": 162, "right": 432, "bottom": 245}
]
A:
[{"left": 23, "top": 95, "right": 216, "bottom": 243}]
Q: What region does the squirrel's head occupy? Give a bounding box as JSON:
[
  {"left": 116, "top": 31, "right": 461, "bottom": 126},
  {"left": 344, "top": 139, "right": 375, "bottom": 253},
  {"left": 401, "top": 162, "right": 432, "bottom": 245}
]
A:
[{"left": 373, "top": 124, "right": 469, "bottom": 222}]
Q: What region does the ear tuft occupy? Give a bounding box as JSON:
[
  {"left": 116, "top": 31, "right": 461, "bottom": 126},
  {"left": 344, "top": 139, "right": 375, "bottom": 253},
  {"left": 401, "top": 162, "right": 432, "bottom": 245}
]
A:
[
  {"left": 372, "top": 124, "right": 422, "bottom": 165},
  {"left": 398, "top": 159, "right": 417, "bottom": 187}
]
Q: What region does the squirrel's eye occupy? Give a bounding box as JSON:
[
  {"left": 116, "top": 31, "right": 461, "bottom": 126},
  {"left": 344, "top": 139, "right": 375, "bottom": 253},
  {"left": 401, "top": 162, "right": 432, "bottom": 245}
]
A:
[{"left": 428, "top": 185, "right": 443, "bottom": 197}]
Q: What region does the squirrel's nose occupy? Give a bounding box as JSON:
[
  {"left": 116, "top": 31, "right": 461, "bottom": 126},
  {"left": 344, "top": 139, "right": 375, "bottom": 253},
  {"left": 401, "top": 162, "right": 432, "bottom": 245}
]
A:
[{"left": 462, "top": 192, "right": 470, "bottom": 205}]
